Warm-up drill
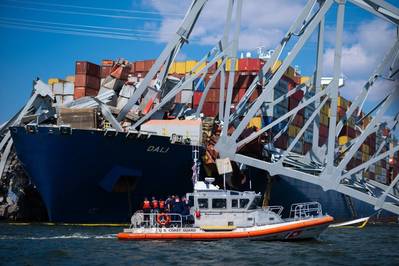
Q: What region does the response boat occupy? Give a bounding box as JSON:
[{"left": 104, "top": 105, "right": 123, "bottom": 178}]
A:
[{"left": 117, "top": 178, "right": 333, "bottom": 240}]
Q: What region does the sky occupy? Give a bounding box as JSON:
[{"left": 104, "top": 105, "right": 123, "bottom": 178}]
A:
[{"left": 0, "top": 0, "right": 398, "bottom": 125}]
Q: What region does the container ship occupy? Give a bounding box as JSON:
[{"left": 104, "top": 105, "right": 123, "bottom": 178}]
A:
[{"left": 5, "top": 57, "right": 399, "bottom": 222}]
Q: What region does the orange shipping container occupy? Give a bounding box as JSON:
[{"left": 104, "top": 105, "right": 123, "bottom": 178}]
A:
[
  {"left": 144, "top": 60, "right": 156, "bottom": 72},
  {"left": 135, "top": 61, "right": 145, "bottom": 72}
]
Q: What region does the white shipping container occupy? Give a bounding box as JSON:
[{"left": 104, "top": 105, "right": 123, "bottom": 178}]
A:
[
  {"left": 63, "top": 82, "right": 74, "bottom": 95},
  {"left": 181, "top": 90, "right": 193, "bottom": 104},
  {"left": 53, "top": 83, "right": 64, "bottom": 95},
  {"left": 141, "top": 119, "right": 202, "bottom": 145}
]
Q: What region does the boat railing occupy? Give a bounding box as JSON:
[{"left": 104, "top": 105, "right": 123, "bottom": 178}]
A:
[
  {"left": 130, "top": 211, "right": 190, "bottom": 228},
  {"left": 263, "top": 205, "right": 284, "bottom": 216},
  {"left": 289, "top": 202, "right": 322, "bottom": 220}
]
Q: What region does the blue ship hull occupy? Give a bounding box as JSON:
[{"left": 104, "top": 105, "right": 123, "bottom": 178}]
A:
[
  {"left": 10, "top": 126, "right": 196, "bottom": 223},
  {"left": 249, "top": 169, "right": 394, "bottom": 220},
  {"left": 10, "top": 126, "right": 395, "bottom": 222}
]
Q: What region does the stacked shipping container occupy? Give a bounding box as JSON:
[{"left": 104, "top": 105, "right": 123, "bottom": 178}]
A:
[{"left": 74, "top": 61, "right": 101, "bottom": 99}]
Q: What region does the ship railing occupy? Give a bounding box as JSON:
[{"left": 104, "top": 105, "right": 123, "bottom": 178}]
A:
[
  {"left": 130, "top": 211, "right": 190, "bottom": 228},
  {"left": 263, "top": 205, "right": 284, "bottom": 216},
  {"left": 289, "top": 202, "right": 322, "bottom": 220}
]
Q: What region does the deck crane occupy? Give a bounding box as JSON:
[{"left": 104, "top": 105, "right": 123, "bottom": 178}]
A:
[{"left": 113, "top": 0, "right": 399, "bottom": 216}]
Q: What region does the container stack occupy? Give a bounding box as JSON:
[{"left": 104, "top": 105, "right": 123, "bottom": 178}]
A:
[
  {"left": 48, "top": 78, "right": 75, "bottom": 106},
  {"left": 74, "top": 61, "right": 101, "bottom": 99}
]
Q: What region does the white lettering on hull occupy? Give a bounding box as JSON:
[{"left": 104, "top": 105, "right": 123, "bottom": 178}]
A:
[{"left": 147, "top": 146, "right": 170, "bottom": 153}]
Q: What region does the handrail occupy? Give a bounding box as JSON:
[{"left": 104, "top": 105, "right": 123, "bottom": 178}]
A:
[
  {"left": 263, "top": 205, "right": 284, "bottom": 216},
  {"left": 130, "top": 211, "right": 188, "bottom": 228},
  {"left": 289, "top": 202, "right": 322, "bottom": 219}
]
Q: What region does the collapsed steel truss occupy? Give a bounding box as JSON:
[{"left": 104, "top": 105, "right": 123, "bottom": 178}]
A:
[{"left": 114, "top": 0, "right": 399, "bottom": 215}]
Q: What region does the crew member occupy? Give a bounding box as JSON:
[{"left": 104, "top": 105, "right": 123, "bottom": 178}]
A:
[
  {"left": 151, "top": 197, "right": 159, "bottom": 213},
  {"left": 143, "top": 197, "right": 151, "bottom": 222},
  {"left": 159, "top": 198, "right": 165, "bottom": 213}
]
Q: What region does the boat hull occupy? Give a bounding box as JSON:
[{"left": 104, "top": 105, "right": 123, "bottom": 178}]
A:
[
  {"left": 10, "top": 126, "right": 197, "bottom": 223},
  {"left": 117, "top": 215, "right": 333, "bottom": 240}
]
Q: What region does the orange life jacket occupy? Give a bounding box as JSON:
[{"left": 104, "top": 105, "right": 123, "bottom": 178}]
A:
[
  {"left": 159, "top": 200, "right": 165, "bottom": 209},
  {"left": 152, "top": 200, "right": 159, "bottom": 209},
  {"left": 143, "top": 200, "right": 151, "bottom": 209}
]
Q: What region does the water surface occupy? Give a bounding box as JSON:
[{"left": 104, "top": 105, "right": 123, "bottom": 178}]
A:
[{"left": 0, "top": 223, "right": 398, "bottom": 265}]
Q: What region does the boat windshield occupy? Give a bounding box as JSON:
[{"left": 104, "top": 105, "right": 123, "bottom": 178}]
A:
[{"left": 248, "top": 196, "right": 262, "bottom": 210}]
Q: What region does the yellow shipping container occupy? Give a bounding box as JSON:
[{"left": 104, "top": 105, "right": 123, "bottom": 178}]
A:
[
  {"left": 65, "top": 76, "right": 75, "bottom": 83},
  {"left": 185, "top": 60, "right": 197, "bottom": 73},
  {"left": 300, "top": 76, "right": 310, "bottom": 85},
  {"left": 321, "top": 104, "right": 329, "bottom": 115},
  {"left": 320, "top": 113, "right": 329, "bottom": 126},
  {"left": 362, "top": 144, "right": 370, "bottom": 154},
  {"left": 285, "top": 66, "right": 296, "bottom": 81},
  {"left": 271, "top": 60, "right": 282, "bottom": 73},
  {"left": 288, "top": 125, "right": 300, "bottom": 138},
  {"left": 226, "top": 58, "right": 238, "bottom": 71},
  {"left": 48, "top": 78, "right": 65, "bottom": 85},
  {"left": 168, "top": 62, "right": 176, "bottom": 74},
  {"left": 248, "top": 117, "right": 262, "bottom": 130},
  {"left": 362, "top": 152, "right": 369, "bottom": 162},
  {"left": 175, "top": 62, "right": 186, "bottom": 74},
  {"left": 338, "top": 96, "right": 348, "bottom": 109},
  {"left": 193, "top": 61, "right": 207, "bottom": 74},
  {"left": 339, "top": 136, "right": 351, "bottom": 145}
]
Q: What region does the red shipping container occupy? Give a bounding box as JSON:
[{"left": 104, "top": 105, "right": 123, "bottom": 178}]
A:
[
  {"left": 337, "top": 106, "right": 346, "bottom": 118},
  {"left": 74, "top": 74, "right": 100, "bottom": 89},
  {"left": 234, "top": 88, "right": 246, "bottom": 103},
  {"left": 303, "top": 142, "right": 312, "bottom": 154},
  {"left": 175, "top": 92, "right": 182, "bottom": 103},
  {"left": 319, "top": 124, "right": 328, "bottom": 137},
  {"left": 206, "top": 89, "right": 220, "bottom": 103},
  {"left": 319, "top": 136, "right": 328, "bottom": 146},
  {"left": 193, "top": 92, "right": 203, "bottom": 107},
  {"left": 135, "top": 61, "right": 145, "bottom": 72},
  {"left": 288, "top": 98, "right": 299, "bottom": 110},
  {"left": 208, "top": 62, "right": 218, "bottom": 73},
  {"left": 290, "top": 90, "right": 304, "bottom": 101},
  {"left": 275, "top": 134, "right": 288, "bottom": 150},
  {"left": 101, "top": 66, "right": 112, "bottom": 78},
  {"left": 202, "top": 102, "right": 219, "bottom": 117},
  {"left": 238, "top": 58, "right": 264, "bottom": 72},
  {"left": 293, "top": 115, "right": 304, "bottom": 127},
  {"left": 73, "top": 87, "right": 99, "bottom": 99},
  {"left": 144, "top": 60, "right": 156, "bottom": 72},
  {"left": 75, "top": 61, "right": 100, "bottom": 77}
]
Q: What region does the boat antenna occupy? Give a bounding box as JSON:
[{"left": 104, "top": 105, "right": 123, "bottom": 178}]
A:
[{"left": 191, "top": 145, "right": 200, "bottom": 184}]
